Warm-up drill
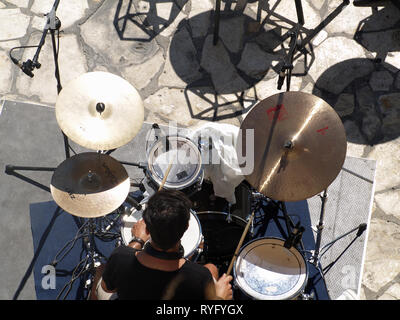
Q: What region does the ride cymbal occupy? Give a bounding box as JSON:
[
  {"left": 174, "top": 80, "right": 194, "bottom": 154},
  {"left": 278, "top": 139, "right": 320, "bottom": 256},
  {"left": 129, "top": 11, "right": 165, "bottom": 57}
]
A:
[
  {"left": 50, "top": 152, "right": 130, "bottom": 218},
  {"left": 55, "top": 72, "right": 144, "bottom": 150},
  {"left": 237, "top": 91, "right": 347, "bottom": 202}
]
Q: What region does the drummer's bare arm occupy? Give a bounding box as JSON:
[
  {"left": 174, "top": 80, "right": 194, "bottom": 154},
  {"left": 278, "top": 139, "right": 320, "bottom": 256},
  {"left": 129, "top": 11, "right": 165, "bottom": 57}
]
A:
[
  {"left": 89, "top": 264, "right": 117, "bottom": 299},
  {"left": 129, "top": 219, "right": 150, "bottom": 249},
  {"left": 203, "top": 264, "right": 233, "bottom": 300},
  {"left": 92, "top": 220, "right": 149, "bottom": 299},
  {"left": 214, "top": 274, "right": 233, "bottom": 300}
]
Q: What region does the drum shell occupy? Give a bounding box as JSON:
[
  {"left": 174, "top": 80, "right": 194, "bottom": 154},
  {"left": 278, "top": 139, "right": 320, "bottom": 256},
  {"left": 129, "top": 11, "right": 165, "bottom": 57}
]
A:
[
  {"left": 233, "top": 237, "right": 309, "bottom": 300},
  {"left": 196, "top": 211, "right": 252, "bottom": 267}
]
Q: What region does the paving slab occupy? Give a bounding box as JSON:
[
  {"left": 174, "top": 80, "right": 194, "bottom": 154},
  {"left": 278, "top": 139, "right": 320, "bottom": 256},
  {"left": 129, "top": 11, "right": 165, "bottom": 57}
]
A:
[{"left": 0, "top": 9, "right": 30, "bottom": 41}]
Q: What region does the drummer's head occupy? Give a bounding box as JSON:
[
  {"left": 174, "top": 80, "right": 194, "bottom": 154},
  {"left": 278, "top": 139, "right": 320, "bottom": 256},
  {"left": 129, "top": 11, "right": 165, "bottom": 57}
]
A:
[{"left": 143, "top": 189, "right": 192, "bottom": 251}]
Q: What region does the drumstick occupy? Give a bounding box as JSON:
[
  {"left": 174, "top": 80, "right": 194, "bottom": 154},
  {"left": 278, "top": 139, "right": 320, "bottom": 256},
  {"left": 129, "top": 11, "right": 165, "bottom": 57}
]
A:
[
  {"left": 226, "top": 210, "right": 255, "bottom": 276},
  {"left": 158, "top": 162, "right": 173, "bottom": 191}
]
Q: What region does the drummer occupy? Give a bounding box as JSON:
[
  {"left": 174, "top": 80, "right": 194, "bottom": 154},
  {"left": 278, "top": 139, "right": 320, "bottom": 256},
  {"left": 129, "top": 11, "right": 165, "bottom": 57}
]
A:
[{"left": 92, "top": 190, "right": 233, "bottom": 300}]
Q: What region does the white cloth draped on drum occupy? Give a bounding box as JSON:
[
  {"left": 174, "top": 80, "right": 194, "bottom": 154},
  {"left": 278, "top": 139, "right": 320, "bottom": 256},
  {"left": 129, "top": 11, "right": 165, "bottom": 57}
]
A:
[{"left": 188, "top": 123, "right": 244, "bottom": 204}]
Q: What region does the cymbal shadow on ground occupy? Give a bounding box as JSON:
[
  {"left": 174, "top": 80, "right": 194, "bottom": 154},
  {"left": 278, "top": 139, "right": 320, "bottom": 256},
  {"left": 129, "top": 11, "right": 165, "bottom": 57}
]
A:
[{"left": 312, "top": 58, "right": 400, "bottom": 146}]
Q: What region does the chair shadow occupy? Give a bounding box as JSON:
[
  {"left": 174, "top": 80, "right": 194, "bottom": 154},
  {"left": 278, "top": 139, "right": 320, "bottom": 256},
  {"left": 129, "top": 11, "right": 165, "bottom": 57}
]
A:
[
  {"left": 113, "top": 0, "right": 189, "bottom": 42},
  {"left": 167, "top": 0, "right": 350, "bottom": 123},
  {"left": 312, "top": 58, "right": 400, "bottom": 145},
  {"left": 354, "top": 2, "right": 400, "bottom": 61},
  {"left": 312, "top": 3, "right": 400, "bottom": 145}
]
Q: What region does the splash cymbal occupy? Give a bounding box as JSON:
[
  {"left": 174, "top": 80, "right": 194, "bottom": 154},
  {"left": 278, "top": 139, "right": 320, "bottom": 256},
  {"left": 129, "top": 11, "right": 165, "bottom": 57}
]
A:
[
  {"left": 55, "top": 72, "right": 144, "bottom": 150},
  {"left": 237, "top": 91, "right": 347, "bottom": 202},
  {"left": 50, "top": 152, "right": 130, "bottom": 218}
]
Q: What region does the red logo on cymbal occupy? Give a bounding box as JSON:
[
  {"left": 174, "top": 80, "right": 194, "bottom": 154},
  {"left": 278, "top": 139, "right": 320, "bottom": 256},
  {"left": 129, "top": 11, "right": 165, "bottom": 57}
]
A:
[
  {"left": 317, "top": 126, "right": 329, "bottom": 135},
  {"left": 266, "top": 104, "right": 288, "bottom": 122}
]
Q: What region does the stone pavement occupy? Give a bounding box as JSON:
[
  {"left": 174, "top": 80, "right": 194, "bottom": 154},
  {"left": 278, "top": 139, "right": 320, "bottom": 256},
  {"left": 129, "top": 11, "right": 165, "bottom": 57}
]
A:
[{"left": 0, "top": 0, "right": 399, "bottom": 300}]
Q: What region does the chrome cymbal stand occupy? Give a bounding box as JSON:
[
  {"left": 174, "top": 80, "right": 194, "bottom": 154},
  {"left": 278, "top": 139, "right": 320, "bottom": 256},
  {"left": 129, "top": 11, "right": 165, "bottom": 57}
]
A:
[{"left": 305, "top": 187, "right": 368, "bottom": 299}]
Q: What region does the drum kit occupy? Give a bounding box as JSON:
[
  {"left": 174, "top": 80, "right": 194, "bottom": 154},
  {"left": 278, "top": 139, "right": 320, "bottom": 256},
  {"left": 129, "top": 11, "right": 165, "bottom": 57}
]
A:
[
  {"left": 6, "top": 0, "right": 366, "bottom": 301},
  {"left": 7, "top": 68, "right": 364, "bottom": 300}
]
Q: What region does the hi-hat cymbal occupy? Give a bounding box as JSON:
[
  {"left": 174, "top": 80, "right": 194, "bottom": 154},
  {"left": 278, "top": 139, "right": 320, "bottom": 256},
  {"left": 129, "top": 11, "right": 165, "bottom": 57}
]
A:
[
  {"left": 55, "top": 72, "right": 144, "bottom": 150},
  {"left": 237, "top": 91, "right": 347, "bottom": 202},
  {"left": 50, "top": 152, "right": 130, "bottom": 218}
]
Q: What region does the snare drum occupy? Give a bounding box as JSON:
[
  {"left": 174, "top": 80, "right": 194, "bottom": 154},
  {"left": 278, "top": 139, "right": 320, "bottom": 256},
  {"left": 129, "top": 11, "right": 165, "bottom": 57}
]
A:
[
  {"left": 233, "top": 237, "right": 308, "bottom": 300},
  {"left": 145, "top": 136, "right": 204, "bottom": 196},
  {"left": 120, "top": 200, "right": 203, "bottom": 259}
]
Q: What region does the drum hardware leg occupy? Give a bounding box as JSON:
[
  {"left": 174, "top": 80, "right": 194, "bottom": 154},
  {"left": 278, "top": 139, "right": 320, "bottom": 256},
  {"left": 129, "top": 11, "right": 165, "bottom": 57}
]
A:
[
  {"left": 310, "top": 189, "right": 328, "bottom": 266},
  {"left": 50, "top": 217, "right": 120, "bottom": 300},
  {"left": 310, "top": 188, "right": 368, "bottom": 281},
  {"left": 269, "top": 200, "right": 304, "bottom": 248},
  {"left": 319, "top": 223, "right": 367, "bottom": 276},
  {"left": 251, "top": 196, "right": 307, "bottom": 253},
  {"left": 5, "top": 165, "right": 56, "bottom": 193}
]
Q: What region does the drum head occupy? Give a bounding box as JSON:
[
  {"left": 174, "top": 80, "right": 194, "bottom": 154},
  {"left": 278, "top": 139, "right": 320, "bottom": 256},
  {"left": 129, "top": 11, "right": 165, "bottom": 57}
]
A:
[
  {"left": 180, "top": 211, "right": 202, "bottom": 258},
  {"left": 121, "top": 208, "right": 202, "bottom": 259},
  {"left": 147, "top": 136, "right": 202, "bottom": 190},
  {"left": 234, "top": 238, "right": 308, "bottom": 300}
]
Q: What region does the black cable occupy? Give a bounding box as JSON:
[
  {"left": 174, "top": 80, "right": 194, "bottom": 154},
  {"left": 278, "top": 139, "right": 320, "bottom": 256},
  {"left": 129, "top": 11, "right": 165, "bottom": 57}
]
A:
[
  {"left": 51, "top": 220, "right": 89, "bottom": 266},
  {"left": 9, "top": 45, "right": 39, "bottom": 62},
  {"left": 56, "top": 256, "right": 89, "bottom": 300}
]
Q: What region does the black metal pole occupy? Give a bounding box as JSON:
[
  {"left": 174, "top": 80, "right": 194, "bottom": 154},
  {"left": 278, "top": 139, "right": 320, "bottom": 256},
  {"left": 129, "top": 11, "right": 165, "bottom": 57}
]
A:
[
  {"left": 29, "top": 0, "right": 61, "bottom": 72},
  {"left": 311, "top": 189, "right": 328, "bottom": 266},
  {"left": 294, "top": 0, "right": 305, "bottom": 26}
]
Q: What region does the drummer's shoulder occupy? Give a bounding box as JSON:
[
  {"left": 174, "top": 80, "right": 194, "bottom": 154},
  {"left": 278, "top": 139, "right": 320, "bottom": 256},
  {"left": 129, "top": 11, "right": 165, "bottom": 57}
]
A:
[
  {"left": 181, "top": 260, "right": 214, "bottom": 277},
  {"left": 110, "top": 244, "right": 139, "bottom": 258}
]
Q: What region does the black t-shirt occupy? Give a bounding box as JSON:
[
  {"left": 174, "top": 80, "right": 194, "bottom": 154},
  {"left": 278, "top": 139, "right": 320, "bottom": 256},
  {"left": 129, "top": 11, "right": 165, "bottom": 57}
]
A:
[{"left": 102, "top": 245, "right": 214, "bottom": 300}]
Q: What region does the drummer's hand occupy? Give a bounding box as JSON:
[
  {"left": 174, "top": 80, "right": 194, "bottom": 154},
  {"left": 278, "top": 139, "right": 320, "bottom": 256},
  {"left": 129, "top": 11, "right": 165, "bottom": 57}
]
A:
[
  {"left": 215, "top": 273, "right": 233, "bottom": 300},
  {"left": 131, "top": 219, "right": 150, "bottom": 242}
]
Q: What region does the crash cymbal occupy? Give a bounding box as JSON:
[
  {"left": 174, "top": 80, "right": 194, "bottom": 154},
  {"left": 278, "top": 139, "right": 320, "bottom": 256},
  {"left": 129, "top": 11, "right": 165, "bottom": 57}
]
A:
[
  {"left": 50, "top": 152, "right": 130, "bottom": 218},
  {"left": 55, "top": 72, "right": 144, "bottom": 150},
  {"left": 237, "top": 91, "right": 347, "bottom": 202}
]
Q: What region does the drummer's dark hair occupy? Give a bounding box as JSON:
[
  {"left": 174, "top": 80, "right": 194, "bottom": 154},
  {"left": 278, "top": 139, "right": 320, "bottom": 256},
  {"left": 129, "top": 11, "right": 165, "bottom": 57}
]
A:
[{"left": 143, "top": 190, "right": 192, "bottom": 251}]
